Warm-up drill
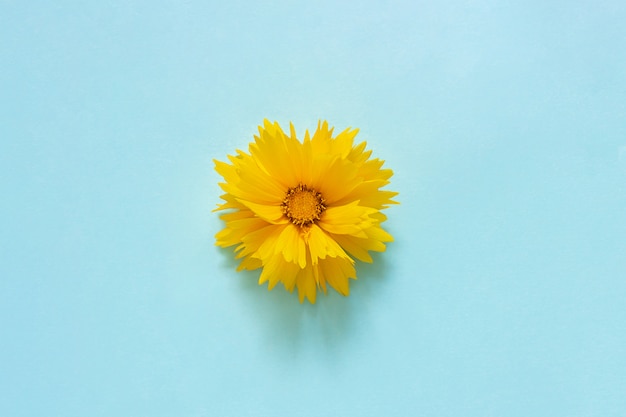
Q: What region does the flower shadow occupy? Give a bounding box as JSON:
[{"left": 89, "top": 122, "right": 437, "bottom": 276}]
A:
[{"left": 217, "top": 246, "right": 393, "bottom": 360}]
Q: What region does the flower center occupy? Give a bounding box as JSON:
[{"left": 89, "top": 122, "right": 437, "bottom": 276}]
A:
[{"left": 281, "top": 184, "right": 326, "bottom": 227}]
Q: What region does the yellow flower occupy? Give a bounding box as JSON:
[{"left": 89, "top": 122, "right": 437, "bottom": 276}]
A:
[{"left": 214, "top": 120, "right": 398, "bottom": 303}]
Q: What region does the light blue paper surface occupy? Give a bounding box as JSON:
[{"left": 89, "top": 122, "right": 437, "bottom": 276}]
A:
[{"left": 1, "top": 1, "right": 625, "bottom": 416}]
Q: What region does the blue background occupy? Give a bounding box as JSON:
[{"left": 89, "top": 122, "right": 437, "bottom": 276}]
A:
[{"left": 1, "top": 1, "right": 625, "bottom": 416}]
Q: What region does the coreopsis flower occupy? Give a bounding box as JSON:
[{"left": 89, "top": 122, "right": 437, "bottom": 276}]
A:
[{"left": 214, "top": 120, "right": 397, "bottom": 303}]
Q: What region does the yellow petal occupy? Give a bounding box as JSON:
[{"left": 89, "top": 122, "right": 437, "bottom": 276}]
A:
[
  {"left": 259, "top": 255, "right": 300, "bottom": 291},
  {"left": 318, "top": 201, "right": 375, "bottom": 237},
  {"left": 275, "top": 224, "right": 307, "bottom": 268},
  {"left": 333, "top": 180, "right": 399, "bottom": 210},
  {"left": 251, "top": 224, "right": 287, "bottom": 262},
  {"left": 215, "top": 217, "right": 268, "bottom": 248},
  {"left": 237, "top": 256, "right": 262, "bottom": 271},
  {"left": 330, "top": 234, "right": 374, "bottom": 263},
  {"left": 236, "top": 199, "right": 286, "bottom": 224},
  {"left": 318, "top": 256, "right": 355, "bottom": 296},
  {"left": 310, "top": 156, "right": 359, "bottom": 204},
  {"left": 332, "top": 127, "right": 358, "bottom": 158},
  {"left": 296, "top": 265, "right": 317, "bottom": 303},
  {"left": 306, "top": 224, "right": 351, "bottom": 264},
  {"left": 249, "top": 124, "right": 300, "bottom": 188}
]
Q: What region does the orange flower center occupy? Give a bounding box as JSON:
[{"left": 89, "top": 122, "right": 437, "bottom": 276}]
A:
[{"left": 282, "top": 184, "right": 326, "bottom": 227}]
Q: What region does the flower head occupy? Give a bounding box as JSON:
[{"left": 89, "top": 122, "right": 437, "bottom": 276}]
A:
[{"left": 214, "top": 120, "right": 398, "bottom": 303}]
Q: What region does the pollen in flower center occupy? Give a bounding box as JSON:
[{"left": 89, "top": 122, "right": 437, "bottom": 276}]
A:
[{"left": 281, "top": 184, "right": 326, "bottom": 227}]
